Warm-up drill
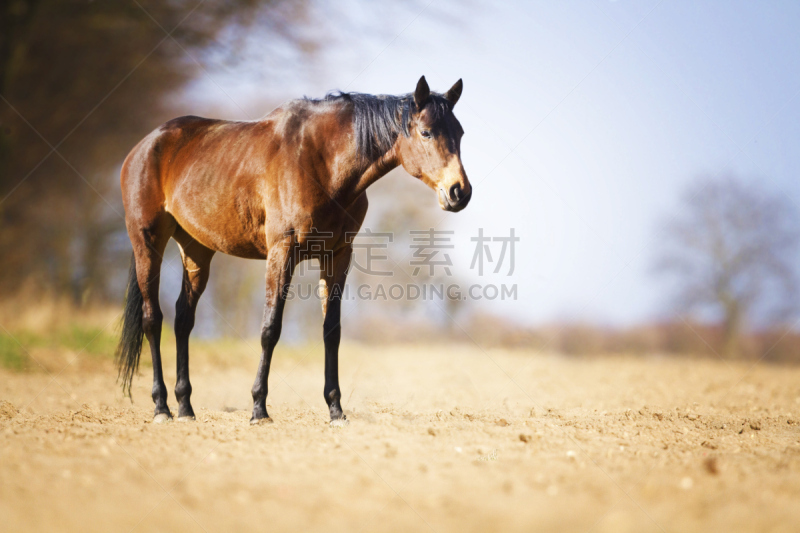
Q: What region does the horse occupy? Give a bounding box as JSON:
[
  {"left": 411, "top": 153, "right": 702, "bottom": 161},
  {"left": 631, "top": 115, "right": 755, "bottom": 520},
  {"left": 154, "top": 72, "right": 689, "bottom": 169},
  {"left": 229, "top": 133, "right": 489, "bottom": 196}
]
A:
[{"left": 115, "top": 75, "right": 472, "bottom": 425}]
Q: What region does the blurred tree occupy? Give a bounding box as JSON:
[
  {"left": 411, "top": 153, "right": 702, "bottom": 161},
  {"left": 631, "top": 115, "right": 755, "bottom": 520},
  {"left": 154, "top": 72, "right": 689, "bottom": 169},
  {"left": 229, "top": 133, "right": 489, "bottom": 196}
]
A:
[
  {"left": 654, "top": 176, "right": 800, "bottom": 357},
  {"left": 0, "top": 0, "right": 312, "bottom": 303}
]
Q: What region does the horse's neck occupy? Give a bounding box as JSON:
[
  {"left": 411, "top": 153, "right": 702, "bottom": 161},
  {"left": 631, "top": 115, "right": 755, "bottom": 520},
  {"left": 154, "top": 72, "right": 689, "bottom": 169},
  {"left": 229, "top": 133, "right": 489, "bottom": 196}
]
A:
[{"left": 349, "top": 148, "right": 399, "bottom": 200}]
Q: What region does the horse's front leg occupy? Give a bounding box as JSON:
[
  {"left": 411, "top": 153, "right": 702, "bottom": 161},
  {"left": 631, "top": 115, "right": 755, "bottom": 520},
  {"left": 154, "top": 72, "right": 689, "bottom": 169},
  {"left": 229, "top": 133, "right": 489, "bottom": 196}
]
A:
[
  {"left": 250, "top": 241, "right": 293, "bottom": 424},
  {"left": 320, "top": 246, "right": 352, "bottom": 425}
]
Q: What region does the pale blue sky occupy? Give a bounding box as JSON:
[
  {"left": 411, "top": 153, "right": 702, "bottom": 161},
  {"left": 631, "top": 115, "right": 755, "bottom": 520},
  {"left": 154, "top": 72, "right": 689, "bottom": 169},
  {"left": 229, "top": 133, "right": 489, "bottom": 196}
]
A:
[{"left": 184, "top": 0, "right": 800, "bottom": 326}]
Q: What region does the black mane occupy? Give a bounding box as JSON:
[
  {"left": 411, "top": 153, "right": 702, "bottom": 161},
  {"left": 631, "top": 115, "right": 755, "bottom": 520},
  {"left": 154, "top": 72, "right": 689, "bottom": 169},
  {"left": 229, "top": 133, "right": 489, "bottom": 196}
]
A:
[{"left": 305, "top": 91, "right": 452, "bottom": 161}]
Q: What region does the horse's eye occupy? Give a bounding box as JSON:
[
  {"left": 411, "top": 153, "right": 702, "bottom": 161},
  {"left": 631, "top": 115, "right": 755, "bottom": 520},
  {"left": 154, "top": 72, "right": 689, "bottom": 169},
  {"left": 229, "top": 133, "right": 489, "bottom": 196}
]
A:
[{"left": 420, "top": 129, "right": 431, "bottom": 139}]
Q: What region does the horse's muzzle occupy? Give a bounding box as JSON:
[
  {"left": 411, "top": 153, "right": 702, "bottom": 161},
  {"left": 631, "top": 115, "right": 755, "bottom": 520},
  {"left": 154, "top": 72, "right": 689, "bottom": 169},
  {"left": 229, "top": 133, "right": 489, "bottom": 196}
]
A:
[{"left": 439, "top": 183, "right": 472, "bottom": 212}]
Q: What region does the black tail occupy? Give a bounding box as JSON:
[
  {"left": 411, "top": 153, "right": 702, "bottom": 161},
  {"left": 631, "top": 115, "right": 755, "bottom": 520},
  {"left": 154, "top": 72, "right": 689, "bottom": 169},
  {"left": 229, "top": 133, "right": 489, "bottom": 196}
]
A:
[{"left": 116, "top": 254, "right": 144, "bottom": 397}]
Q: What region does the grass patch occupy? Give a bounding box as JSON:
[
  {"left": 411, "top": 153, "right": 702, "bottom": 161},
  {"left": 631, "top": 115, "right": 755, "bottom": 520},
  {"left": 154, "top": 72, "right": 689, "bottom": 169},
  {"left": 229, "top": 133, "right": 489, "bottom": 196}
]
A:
[
  {"left": 55, "top": 325, "right": 118, "bottom": 357},
  {"left": 0, "top": 333, "right": 30, "bottom": 371},
  {"left": 0, "top": 323, "right": 120, "bottom": 372}
]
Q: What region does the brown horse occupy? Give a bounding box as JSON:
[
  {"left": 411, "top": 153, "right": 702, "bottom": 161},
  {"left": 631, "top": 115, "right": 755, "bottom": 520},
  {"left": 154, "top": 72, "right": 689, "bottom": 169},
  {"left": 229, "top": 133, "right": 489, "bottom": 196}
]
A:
[{"left": 116, "top": 76, "right": 471, "bottom": 425}]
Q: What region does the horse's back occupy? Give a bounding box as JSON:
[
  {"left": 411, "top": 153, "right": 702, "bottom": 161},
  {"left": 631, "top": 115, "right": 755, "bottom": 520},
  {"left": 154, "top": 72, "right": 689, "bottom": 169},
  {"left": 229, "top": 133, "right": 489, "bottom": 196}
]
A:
[{"left": 121, "top": 114, "right": 265, "bottom": 201}]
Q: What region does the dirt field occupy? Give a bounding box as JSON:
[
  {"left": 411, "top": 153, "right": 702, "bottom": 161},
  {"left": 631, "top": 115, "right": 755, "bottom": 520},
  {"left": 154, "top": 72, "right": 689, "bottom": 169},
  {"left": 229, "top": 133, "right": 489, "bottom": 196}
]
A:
[{"left": 2, "top": 341, "right": 800, "bottom": 532}]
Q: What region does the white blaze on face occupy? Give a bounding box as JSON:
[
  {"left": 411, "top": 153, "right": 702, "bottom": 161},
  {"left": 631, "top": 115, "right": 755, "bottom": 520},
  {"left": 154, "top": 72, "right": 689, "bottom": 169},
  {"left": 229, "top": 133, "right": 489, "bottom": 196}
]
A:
[{"left": 436, "top": 156, "right": 469, "bottom": 208}]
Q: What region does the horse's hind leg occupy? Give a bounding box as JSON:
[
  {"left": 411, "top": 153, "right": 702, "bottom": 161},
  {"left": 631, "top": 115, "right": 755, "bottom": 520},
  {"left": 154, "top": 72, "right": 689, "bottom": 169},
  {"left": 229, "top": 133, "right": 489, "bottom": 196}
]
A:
[
  {"left": 173, "top": 229, "right": 214, "bottom": 421},
  {"left": 130, "top": 214, "right": 175, "bottom": 422}
]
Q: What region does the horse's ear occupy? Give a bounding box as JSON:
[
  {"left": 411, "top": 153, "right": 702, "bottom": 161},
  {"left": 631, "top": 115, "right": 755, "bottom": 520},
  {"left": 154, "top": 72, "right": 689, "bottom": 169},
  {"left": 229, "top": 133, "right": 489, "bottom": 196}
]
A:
[
  {"left": 445, "top": 79, "right": 463, "bottom": 106},
  {"left": 414, "top": 75, "right": 430, "bottom": 109}
]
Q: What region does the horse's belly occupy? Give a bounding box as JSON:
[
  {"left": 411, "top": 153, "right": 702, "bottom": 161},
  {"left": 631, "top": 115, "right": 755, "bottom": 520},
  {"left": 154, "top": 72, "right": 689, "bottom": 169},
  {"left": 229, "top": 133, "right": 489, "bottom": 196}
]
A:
[{"left": 167, "top": 201, "right": 267, "bottom": 260}]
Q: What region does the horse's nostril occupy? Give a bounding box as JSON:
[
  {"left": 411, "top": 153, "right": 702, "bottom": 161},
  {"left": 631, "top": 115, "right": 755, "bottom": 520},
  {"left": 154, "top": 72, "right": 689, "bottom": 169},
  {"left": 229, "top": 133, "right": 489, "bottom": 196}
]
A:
[{"left": 449, "top": 184, "right": 462, "bottom": 202}]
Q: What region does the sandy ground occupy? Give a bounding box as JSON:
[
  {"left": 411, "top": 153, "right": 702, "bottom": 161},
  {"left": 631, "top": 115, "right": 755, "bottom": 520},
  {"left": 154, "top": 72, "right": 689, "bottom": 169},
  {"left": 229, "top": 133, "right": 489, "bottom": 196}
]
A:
[{"left": 1, "top": 342, "right": 800, "bottom": 533}]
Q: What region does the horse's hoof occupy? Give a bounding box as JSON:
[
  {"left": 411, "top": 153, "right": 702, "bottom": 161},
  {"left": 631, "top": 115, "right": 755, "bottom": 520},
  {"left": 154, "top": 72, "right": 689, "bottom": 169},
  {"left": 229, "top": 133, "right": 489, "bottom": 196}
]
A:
[
  {"left": 153, "top": 413, "right": 172, "bottom": 424},
  {"left": 250, "top": 417, "right": 273, "bottom": 425},
  {"left": 177, "top": 415, "right": 196, "bottom": 423},
  {"left": 330, "top": 418, "right": 349, "bottom": 428}
]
